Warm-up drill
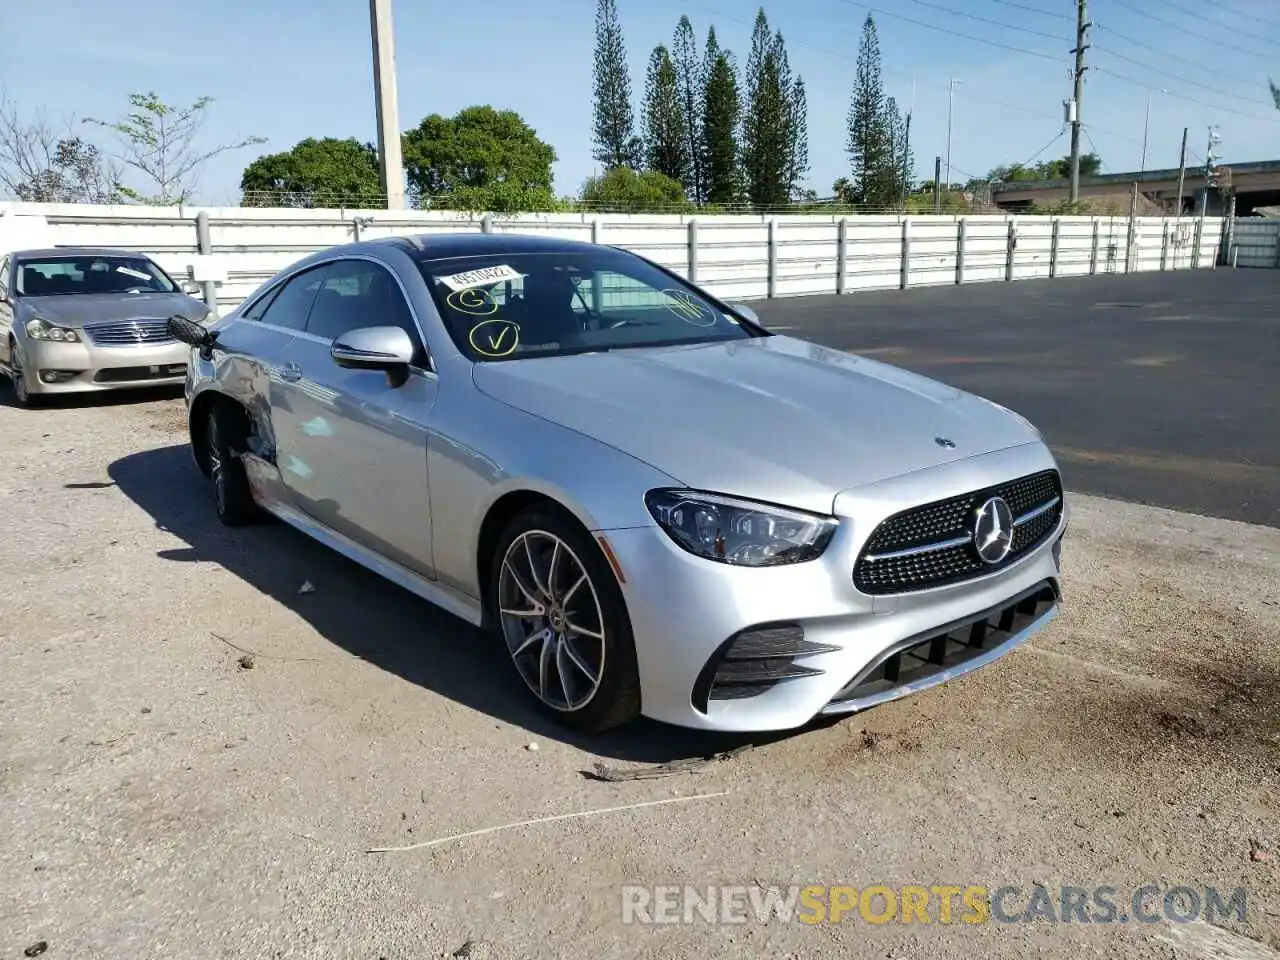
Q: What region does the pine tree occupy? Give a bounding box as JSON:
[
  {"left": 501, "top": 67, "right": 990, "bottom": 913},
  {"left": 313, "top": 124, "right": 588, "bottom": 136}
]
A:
[
  {"left": 702, "top": 36, "right": 742, "bottom": 205},
  {"left": 741, "top": 9, "right": 792, "bottom": 209},
  {"left": 672, "top": 16, "right": 702, "bottom": 202},
  {"left": 775, "top": 41, "right": 808, "bottom": 201},
  {"left": 642, "top": 45, "right": 688, "bottom": 183},
  {"left": 592, "top": 0, "right": 641, "bottom": 169},
  {"left": 846, "top": 13, "right": 894, "bottom": 208}
]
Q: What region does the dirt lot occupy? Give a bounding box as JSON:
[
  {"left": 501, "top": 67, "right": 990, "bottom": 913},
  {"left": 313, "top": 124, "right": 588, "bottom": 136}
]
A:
[{"left": 2, "top": 389, "right": 1278, "bottom": 960}]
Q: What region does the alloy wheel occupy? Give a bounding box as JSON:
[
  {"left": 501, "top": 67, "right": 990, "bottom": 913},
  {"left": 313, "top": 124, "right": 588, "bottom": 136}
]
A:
[{"left": 498, "top": 530, "right": 607, "bottom": 712}]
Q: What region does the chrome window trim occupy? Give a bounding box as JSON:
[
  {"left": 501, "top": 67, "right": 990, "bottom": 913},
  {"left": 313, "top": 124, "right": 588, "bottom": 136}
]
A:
[{"left": 241, "top": 250, "right": 438, "bottom": 378}]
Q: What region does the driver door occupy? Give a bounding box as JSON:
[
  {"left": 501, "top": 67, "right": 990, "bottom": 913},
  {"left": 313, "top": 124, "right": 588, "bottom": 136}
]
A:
[{"left": 271, "top": 257, "right": 439, "bottom": 578}]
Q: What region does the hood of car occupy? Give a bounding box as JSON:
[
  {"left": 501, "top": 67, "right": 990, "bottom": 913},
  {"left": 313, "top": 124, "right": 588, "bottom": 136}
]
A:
[
  {"left": 19, "top": 292, "right": 206, "bottom": 328},
  {"left": 472, "top": 335, "right": 1042, "bottom": 515}
]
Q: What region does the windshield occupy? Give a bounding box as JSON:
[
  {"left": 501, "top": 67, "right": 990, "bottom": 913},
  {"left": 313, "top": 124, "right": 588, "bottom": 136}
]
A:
[
  {"left": 416, "top": 248, "right": 759, "bottom": 361},
  {"left": 14, "top": 255, "right": 176, "bottom": 297}
]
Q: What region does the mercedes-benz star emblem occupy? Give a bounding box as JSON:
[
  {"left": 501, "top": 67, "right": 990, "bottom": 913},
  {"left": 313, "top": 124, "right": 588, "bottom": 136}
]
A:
[
  {"left": 973, "top": 496, "right": 1015, "bottom": 564},
  {"left": 935, "top": 436, "right": 956, "bottom": 449}
]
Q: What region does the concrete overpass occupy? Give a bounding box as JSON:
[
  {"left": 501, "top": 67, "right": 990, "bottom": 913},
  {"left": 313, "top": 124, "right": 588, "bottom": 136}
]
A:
[{"left": 990, "top": 159, "right": 1280, "bottom": 216}]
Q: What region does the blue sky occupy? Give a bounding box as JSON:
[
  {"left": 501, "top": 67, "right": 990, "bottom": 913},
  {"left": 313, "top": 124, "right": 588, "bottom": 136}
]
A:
[{"left": 4, "top": 0, "right": 1279, "bottom": 203}]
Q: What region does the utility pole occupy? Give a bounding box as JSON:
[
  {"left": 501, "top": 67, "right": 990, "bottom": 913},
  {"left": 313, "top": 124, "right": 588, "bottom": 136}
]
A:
[
  {"left": 900, "top": 110, "right": 913, "bottom": 209},
  {"left": 945, "top": 79, "right": 961, "bottom": 192},
  {"left": 1199, "top": 125, "right": 1220, "bottom": 217},
  {"left": 934, "top": 156, "right": 942, "bottom": 213},
  {"left": 369, "top": 0, "right": 405, "bottom": 210},
  {"left": 1068, "top": 0, "right": 1090, "bottom": 204},
  {"left": 1175, "top": 126, "right": 1188, "bottom": 214}
]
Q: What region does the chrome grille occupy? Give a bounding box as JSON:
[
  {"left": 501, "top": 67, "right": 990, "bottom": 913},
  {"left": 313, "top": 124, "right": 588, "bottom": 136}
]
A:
[
  {"left": 82, "top": 318, "right": 176, "bottom": 347},
  {"left": 853, "top": 470, "right": 1064, "bottom": 595}
]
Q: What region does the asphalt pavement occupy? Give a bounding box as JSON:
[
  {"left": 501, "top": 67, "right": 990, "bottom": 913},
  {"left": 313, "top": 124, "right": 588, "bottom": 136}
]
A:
[{"left": 753, "top": 268, "right": 1280, "bottom": 528}]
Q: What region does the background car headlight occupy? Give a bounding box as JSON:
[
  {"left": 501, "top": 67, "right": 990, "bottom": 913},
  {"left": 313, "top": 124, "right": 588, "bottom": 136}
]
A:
[
  {"left": 645, "top": 489, "right": 838, "bottom": 566},
  {"left": 25, "top": 318, "right": 80, "bottom": 343}
]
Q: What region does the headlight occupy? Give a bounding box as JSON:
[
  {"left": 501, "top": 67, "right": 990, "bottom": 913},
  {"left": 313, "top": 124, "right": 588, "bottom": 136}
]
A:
[
  {"left": 25, "top": 318, "right": 80, "bottom": 343},
  {"left": 645, "top": 489, "right": 838, "bottom": 566}
]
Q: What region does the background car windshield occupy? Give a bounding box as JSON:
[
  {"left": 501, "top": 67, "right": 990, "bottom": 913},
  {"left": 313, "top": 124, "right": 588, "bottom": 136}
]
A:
[
  {"left": 416, "top": 250, "right": 754, "bottom": 361},
  {"left": 15, "top": 256, "right": 176, "bottom": 296}
]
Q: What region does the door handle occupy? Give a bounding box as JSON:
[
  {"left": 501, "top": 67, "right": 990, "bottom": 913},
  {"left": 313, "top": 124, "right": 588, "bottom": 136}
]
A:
[{"left": 279, "top": 362, "right": 302, "bottom": 382}]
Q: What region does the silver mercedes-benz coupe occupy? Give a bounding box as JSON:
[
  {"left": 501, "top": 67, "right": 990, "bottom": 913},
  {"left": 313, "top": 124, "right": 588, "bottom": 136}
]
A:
[{"left": 169, "top": 232, "right": 1067, "bottom": 734}]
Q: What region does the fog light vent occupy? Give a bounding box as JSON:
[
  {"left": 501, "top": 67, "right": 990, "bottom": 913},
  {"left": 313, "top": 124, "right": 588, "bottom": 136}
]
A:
[{"left": 691, "top": 623, "right": 837, "bottom": 712}]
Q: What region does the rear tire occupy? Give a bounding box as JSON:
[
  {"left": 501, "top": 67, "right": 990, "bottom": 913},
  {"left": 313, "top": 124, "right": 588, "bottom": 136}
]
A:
[
  {"left": 206, "top": 405, "right": 260, "bottom": 527},
  {"left": 489, "top": 506, "right": 641, "bottom": 734}
]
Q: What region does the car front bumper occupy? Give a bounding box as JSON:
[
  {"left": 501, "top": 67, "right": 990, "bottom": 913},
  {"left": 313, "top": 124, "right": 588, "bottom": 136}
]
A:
[
  {"left": 601, "top": 442, "right": 1068, "bottom": 733},
  {"left": 20, "top": 337, "right": 190, "bottom": 394}
]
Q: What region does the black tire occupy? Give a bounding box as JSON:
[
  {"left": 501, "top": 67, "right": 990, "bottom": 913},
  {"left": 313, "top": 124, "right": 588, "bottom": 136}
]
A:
[
  {"left": 489, "top": 506, "right": 641, "bottom": 733},
  {"left": 205, "top": 405, "right": 260, "bottom": 527},
  {"left": 6, "top": 338, "right": 38, "bottom": 408}
]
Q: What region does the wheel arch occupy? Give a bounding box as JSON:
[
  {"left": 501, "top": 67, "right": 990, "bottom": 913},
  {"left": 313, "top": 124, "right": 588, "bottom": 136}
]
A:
[
  {"left": 474, "top": 487, "right": 616, "bottom": 631},
  {"left": 188, "top": 389, "right": 253, "bottom": 477}
]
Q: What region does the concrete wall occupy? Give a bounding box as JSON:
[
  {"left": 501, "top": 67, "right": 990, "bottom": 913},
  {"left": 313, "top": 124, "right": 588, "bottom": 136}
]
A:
[
  {"left": 1228, "top": 219, "right": 1280, "bottom": 267},
  {"left": 0, "top": 201, "right": 1228, "bottom": 315}
]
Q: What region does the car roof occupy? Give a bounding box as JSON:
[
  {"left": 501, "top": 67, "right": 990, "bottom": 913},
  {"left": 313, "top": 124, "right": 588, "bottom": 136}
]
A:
[
  {"left": 375, "top": 232, "right": 611, "bottom": 262},
  {"left": 11, "top": 247, "right": 153, "bottom": 260}
]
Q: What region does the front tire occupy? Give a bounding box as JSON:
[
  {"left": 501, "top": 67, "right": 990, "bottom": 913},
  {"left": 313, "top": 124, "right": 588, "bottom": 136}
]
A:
[
  {"left": 490, "top": 507, "right": 641, "bottom": 733},
  {"left": 6, "top": 339, "right": 37, "bottom": 408},
  {"left": 206, "top": 406, "right": 260, "bottom": 527}
]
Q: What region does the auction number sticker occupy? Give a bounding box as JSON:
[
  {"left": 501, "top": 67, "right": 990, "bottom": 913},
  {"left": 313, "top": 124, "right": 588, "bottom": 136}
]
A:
[{"left": 438, "top": 264, "right": 526, "bottom": 292}]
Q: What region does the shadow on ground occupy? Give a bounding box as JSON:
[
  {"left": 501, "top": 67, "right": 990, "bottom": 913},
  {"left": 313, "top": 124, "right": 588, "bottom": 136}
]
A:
[
  {"left": 0, "top": 379, "right": 183, "bottom": 410},
  {"left": 108, "top": 442, "right": 827, "bottom": 763}
]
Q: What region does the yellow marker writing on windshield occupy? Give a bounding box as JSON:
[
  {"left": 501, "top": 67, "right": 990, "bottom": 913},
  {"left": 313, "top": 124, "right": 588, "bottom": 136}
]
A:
[
  {"left": 661, "top": 289, "right": 715, "bottom": 327},
  {"left": 469, "top": 318, "right": 520, "bottom": 357}
]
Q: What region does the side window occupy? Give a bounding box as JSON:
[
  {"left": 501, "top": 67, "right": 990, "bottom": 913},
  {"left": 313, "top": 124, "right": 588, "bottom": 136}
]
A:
[
  {"left": 304, "top": 259, "right": 423, "bottom": 356},
  {"left": 257, "top": 265, "right": 329, "bottom": 331},
  {"left": 594, "top": 270, "right": 666, "bottom": 314},
  {"left": 241, "top": 284, "right": 282, "bottom": 322}
]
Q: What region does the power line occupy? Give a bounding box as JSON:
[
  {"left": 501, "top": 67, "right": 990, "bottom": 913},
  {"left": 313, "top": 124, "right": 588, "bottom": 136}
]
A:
[
  {"left": 896, "top": 0, "right": 1071, "bottom": 42},
  {"left": 1093, "top": 66, "right": 1280, "bottom": 124},
  {"left": 1020, "top": 126, "right": 1069, "bottom": 169},
  {"left": 1156, "top": 0, "right": 1280, "bottom": 43},
  {"left": 1081, "top": 126, "right": 1108, "bottom": 171},
  {"left": 1104, "top": 0, "right": 1280, "bottom": 65},
  {"left": 1206, "top": 0, "right": 1280, "bottom": 31},
  {"left": 846, "top": 3, "right": 1067, "bottom": 62},
  {"left": 987, "top": 0, "right": 1074, "bottom": 22},
  {"left": 1091, "top": 44, "right": 1277, "bottom": 109},
  {"left": 1093, "top": 24, "right": 1264, "bottom": 90}
]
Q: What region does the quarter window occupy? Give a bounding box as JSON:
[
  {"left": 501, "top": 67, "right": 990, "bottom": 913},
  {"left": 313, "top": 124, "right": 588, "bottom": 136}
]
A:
[{"left": 256, "top": 266, "right": 328, "bottom": 331}]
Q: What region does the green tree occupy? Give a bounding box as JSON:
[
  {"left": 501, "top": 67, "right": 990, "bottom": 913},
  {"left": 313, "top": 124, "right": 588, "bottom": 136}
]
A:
[
  {"left": 882, "top": 96, "right": 913, "bottom": 204},
  {"left": 672, "top": 15, "right": 702, "bottom": 201},
  {"left": 580, "top": 166, "right": 689, "bottom": 212},
  {"left": 701, "top": 33, "right": 742, "bottom": 205},
  {"left": 988, "top": 152, "right": 1100, "bottom": 182},
  {"left": 783, "top": 67, "right": 808, "bottom": 200},
  {"left": 402, "top": 106, "right": 557, "bottom": 212},
  {"left": 741, "top": 9, "right": 802, "bottom": 209},
  {"left": 592, "top": 0, "right": 641, "bottom": 169},
  {"left": 846, "top": 14, "right": 895, "bottom": 208},
  {"left": 86, "top": 92, "right": 265, "bottom": 204},
  {"left": 239, "top": 137, "right": 381, "bottom": 207},
  {"left": 642, "top": 45, "right": 688, "bottom": 182},
  {"left": 1270, "top": 78, "right": 1279, "bottom": 109}
]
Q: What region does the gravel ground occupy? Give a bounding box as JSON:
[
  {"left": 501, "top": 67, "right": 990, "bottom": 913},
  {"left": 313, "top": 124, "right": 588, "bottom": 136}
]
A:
[{"left": 1, "top": 390, "right": 1277, "bottom": 960}]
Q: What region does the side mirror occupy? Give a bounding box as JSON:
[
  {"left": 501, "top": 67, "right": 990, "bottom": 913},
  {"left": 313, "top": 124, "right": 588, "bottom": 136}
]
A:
[
  {"left": 181, "top": 280, "right": 201, "bottom": 295},
  {"left": 728, "top": 302, "right": 762, "bottom": 326},
  {"left": 331, "top": 326, "right": 416, "bottom": 374},
  {"left": 167, "top": 313, "right": 218, "bottom": 360}
]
